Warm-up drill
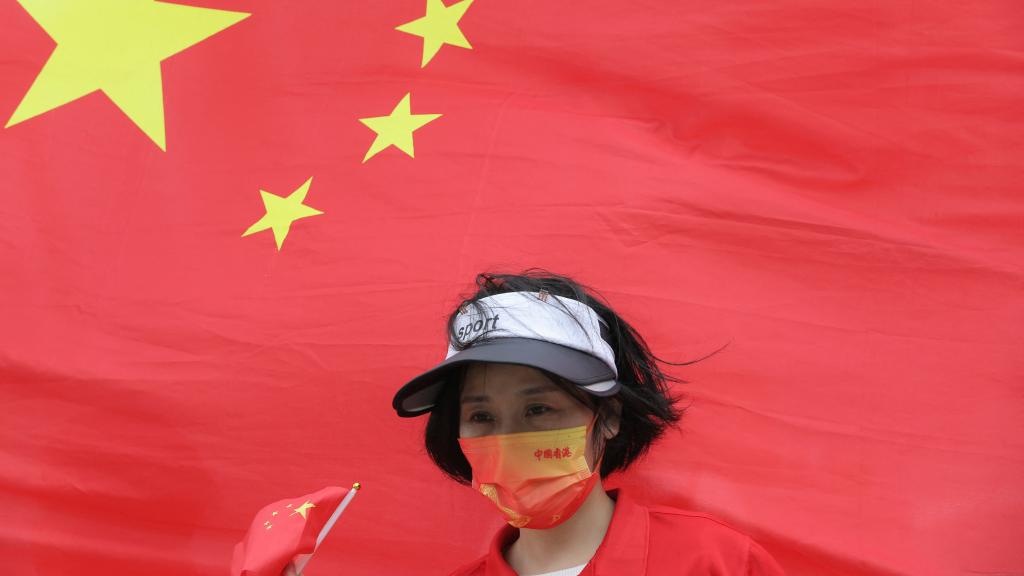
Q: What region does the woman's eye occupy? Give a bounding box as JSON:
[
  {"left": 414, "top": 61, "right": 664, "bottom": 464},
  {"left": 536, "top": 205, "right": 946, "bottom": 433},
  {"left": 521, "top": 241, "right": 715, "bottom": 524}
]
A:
[
  {"left": 525, "top": 405, "right": 552, "bottom": 417},
  {"left": 468, "top": 412, "right": 493, "bottom": 423}
]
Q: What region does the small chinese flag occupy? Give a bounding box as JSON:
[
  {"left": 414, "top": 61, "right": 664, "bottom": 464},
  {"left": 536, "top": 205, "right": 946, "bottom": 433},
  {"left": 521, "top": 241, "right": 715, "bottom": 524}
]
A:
[{"left": 231, "top": 484, "right": 360, "bottom": 576}]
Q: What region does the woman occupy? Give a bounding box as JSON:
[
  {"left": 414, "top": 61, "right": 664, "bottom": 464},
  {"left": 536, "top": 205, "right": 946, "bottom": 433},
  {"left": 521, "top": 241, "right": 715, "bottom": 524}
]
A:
[{"left": 392, "top": 270, "right": 785, "bottom": 575}]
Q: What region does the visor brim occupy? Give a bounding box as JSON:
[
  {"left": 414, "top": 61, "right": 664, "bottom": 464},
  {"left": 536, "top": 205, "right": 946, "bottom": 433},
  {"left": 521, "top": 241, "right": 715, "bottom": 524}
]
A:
[{"left": 392, "top": 338, "right": 619, "bottom": 417}]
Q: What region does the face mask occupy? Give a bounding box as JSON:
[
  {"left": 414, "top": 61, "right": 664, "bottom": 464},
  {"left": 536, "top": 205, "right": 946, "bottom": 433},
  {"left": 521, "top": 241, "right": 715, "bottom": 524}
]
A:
[{"left": 457, "top": 419, "right": 602, "bottom": 529}]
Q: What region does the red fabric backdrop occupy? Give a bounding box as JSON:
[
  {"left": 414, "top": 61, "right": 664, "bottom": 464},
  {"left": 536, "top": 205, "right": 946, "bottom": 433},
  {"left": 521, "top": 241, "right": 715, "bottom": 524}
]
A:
[{"left": 1, "top": 1, "right": 1021, "bottom": 574}]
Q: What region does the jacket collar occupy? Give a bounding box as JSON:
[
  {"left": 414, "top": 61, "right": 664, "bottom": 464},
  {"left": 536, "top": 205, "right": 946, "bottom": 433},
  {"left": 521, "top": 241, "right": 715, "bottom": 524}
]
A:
[{"left": 484, "top": 488, "right": 648, "bottom": 576}]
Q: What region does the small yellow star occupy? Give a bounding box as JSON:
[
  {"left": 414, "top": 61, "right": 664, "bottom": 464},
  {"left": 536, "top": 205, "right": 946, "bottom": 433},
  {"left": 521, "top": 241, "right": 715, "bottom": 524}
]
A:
[
  {"left": 290, "top": 500, "right": 316, "bottom": 520},
  {"left": 396, "top": 0, "right": 474, "bottom": 67},
  {"left": 359, "top": 93, "right": 441, "bottom": 162},
  {"left": 271, "top": 511, "right": 278, "bottom": 516},
  {"left": 242, "top": 177, "right": 323, "bottom": 250},
  {"left": 6, "top": 0, "right": 249, "bottom": 150}
]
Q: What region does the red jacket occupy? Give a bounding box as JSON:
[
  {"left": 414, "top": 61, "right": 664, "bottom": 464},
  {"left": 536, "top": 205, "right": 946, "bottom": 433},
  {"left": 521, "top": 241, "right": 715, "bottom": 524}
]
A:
[{"left": 449, "top": 489, "right": 785, "bottom": 575}]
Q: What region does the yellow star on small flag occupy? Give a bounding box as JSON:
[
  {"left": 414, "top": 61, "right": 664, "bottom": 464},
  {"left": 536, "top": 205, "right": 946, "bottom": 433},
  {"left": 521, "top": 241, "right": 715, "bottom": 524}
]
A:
[
  {"left": 5, "top": 0, "right": 249, "bottom": 150},
  {"left": 290, "top": 500, "right": 316, "bottom": 519},
  {"left": 242, "top": 177, "right": 323, "bottom": 251},
  {"left": 396, "top": 0, "right": 474, "bottom": 67},
  {"left": 359, "top": 93, "right": 441, "bottom": 162}
]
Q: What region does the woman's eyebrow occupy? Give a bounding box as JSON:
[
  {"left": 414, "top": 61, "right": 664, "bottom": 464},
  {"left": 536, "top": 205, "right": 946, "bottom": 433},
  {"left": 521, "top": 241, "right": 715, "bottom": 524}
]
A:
[
  {"left": 519, "top": 385, "right": 559, "bottom": 396},
  {"left": 461, "top": 384, "right": 558, "bottom": 404}
]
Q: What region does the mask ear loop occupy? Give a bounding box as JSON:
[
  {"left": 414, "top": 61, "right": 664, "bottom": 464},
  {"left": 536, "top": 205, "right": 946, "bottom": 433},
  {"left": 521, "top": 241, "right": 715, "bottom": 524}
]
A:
[{"left": 585, "top": 412, "right": 607, "bottom": 476}]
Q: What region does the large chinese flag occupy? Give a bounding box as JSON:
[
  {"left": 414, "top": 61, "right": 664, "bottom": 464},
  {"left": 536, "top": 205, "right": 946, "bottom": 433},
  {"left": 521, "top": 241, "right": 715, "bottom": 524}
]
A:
[{"left": 1, "top": 1, "right": 1021, "bottom": 575}]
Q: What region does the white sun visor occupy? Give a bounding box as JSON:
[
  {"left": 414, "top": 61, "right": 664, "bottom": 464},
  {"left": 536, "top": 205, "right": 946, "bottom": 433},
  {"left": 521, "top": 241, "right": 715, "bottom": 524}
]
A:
[{"left": 392, "top": 291, "right": 622, "bottom": 417}]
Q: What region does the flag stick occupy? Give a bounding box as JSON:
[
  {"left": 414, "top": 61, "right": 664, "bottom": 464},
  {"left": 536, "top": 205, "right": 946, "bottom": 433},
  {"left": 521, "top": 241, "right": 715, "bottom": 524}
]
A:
[{"left": 292, "top": 482, "right": 361, "bottom": 576}]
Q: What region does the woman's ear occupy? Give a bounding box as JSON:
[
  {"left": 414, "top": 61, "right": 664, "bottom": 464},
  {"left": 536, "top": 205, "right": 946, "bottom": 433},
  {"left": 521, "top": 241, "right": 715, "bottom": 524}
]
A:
[{"left": 601, "top": 397, "right": 623, "bottom": 440}]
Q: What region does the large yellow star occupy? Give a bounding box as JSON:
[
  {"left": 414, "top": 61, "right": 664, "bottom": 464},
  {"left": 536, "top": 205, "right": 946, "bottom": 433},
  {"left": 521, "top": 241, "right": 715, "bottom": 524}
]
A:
[
  {"left": 358, "top": 93, "right": 441, "bottom": 162},
  {"left": 290, "top": 500, "right": 316, "bottom": 520},
  {"left": 396, "top": 0, "right": 474, "bottom": 68},
  {"left": 242, "top": 177, "right": 323, "bottom": 251},
  {"left": 5, "top": 0, "right": 249, "bottom": 150}
]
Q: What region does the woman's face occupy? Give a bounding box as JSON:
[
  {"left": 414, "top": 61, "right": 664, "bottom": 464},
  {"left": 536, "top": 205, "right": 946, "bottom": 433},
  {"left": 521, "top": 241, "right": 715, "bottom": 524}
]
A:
[{"left": 458, "top": 362, "right": 619, "bottom": 471}]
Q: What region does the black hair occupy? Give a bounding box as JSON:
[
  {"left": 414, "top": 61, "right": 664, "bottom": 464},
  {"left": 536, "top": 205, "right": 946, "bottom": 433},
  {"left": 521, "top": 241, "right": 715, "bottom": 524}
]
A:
[{"left": 425, "top": 269, "right": 726, "bottom": 484}]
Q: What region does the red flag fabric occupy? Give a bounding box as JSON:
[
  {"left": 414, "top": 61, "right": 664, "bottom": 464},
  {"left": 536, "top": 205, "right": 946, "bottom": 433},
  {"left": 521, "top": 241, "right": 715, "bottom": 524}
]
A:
[
  {"left": 1, "top": 1, "right": 1021, "bottom": 575},
  {"left": 231, "top": 486, "right": 347, "bottom": 576}
]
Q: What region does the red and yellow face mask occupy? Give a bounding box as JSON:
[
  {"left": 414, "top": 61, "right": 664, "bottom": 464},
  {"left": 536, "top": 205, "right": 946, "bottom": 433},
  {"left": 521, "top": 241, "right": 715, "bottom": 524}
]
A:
[{"left": 457, "top": 420, "right": 601, "bottom": 529}]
